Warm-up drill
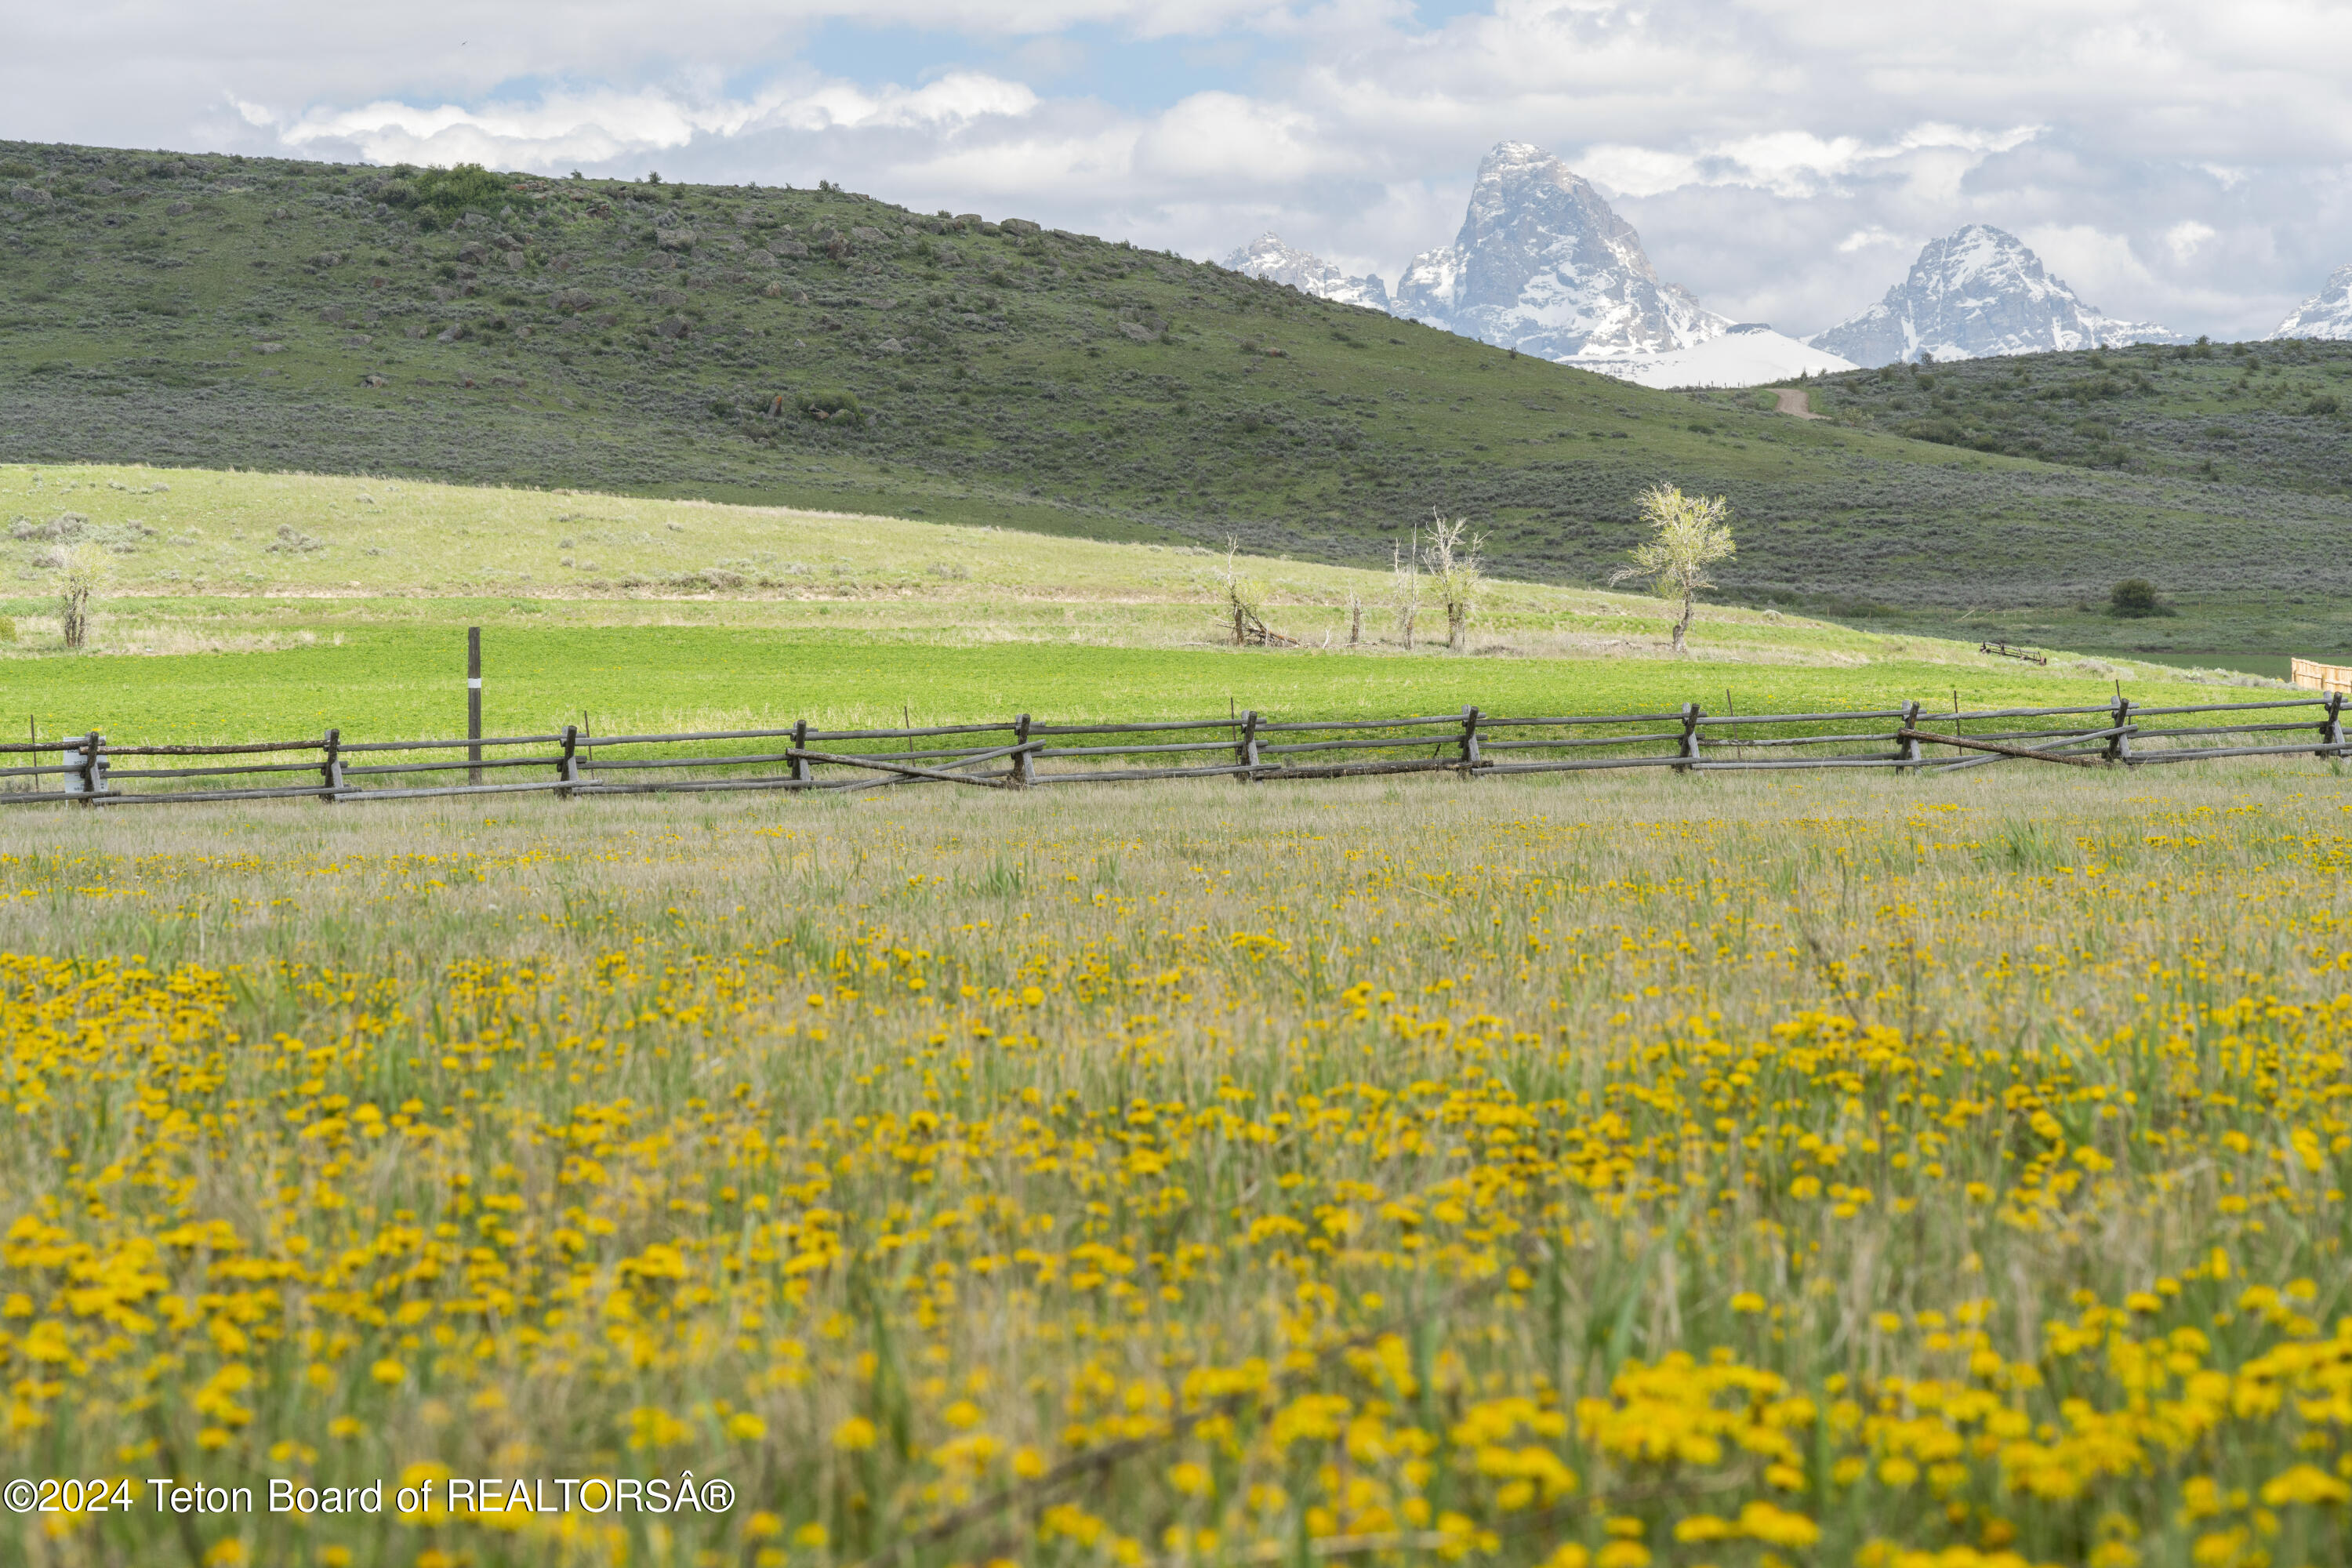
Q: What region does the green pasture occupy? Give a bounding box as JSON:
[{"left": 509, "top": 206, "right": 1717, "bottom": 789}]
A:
[
  {"left": 0, "top": 464, "right": 2285, "bottom": 747},
  {"left": 2, "top": 614, "right": 2239, "bottom": 746}
]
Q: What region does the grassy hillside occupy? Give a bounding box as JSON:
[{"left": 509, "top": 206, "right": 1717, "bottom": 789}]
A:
[
  {"left": 1762, "top": 341, "right": 2352, "bottom": 659},
  {"left": 1798, "top": 338, "right": 2352, "bottom": 492},
  {"left": 2, "top": 140, "right": 2347, "bottom": 656},
  {"left": 0, "top": 463, "right": 2251, "bottom": 745}
]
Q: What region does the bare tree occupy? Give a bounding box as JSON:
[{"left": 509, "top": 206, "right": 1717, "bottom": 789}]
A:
[
  {"left": 1391, "top": 529, "right": 1421, "bottom": 650},
  {"left": 1214, "top": 538, "right": 1282, "bottom": 645},
  {"left": 1419, "top": 510, "right": 1486, "bottom": 652},
  {"left": 56, "top": 543, "right": 111, "bottom": 652},
  {"left": 1610, "top": 483, "right": 1735, "bottom": 655},
  {"left": 1345, "top": 590, "right": 1363, "bottom": 647}
]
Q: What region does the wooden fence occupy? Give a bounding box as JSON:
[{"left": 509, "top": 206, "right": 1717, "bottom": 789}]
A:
[
  {"left": 2, "top": 693, "right": 2344, "bottom": 808},
  {"left": 2292, "top": 658, "right": 2352, "bottom": 696}
]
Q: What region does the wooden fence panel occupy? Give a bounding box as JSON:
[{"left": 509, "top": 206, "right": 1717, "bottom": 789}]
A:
[
  {"left": 2292, "top": 658, "right": 2352, "bottom": 695},
  {"left": 12, "top": 692, "right": 2346, "bottom": 808}
]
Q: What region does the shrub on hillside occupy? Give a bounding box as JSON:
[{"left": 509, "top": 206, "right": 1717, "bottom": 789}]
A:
[
  {"left": 383, "top": 164, "right": 512, "bottom": 228},
  {"left": 1899, "top": 417, "right": 1966, "bottom": 447},
  {"left": 2108, "top": 578, "right": 2172, "bottom": 618},
  {"left": 797, "top": 390, "right": 865, "bottom": 426}
]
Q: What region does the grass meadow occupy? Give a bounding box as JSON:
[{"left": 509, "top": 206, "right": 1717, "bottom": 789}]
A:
[
  {"left": 5, "top": 763, "right": 2352, "bottom": 1567},
  {"left": 0, "top": 464, "right": 2271, "bottom": 746}
]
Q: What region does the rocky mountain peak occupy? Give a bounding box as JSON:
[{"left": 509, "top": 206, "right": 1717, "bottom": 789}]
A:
[
  {"left": 1221, "top": 233, "right": 1391, "bottom": 313},
  {"left": 2268, "top": 262, "right": 2352, "bottom": 341},
  {"left": 1811, "top": 225, "right": 2180, "bottom": 365},
  {"left": 1393, "top": 140, "right": 1726, "bottom": 361}
]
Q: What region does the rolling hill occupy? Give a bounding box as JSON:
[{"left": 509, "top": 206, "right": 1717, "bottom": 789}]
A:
[{"left": 2, "top": 139, "right": 2348, "bottom": 657}]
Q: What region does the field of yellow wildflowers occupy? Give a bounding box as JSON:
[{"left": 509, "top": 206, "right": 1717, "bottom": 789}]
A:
[{"left": 5, "top": 765, "right": 2352, "bottom": 1568}]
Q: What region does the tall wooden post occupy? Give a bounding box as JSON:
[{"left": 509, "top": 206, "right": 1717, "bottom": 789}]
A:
[
  {"left": 467, "top": 626, "right": 483, "bottom": 786},
  {"left": 76, "top": 731, "right": 103, "bottom": 804}
]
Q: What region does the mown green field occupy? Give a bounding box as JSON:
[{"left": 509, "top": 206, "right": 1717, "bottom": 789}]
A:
[
  {"left": 0, "top": 466, "right": 2261, "bottom": 745},
  {"left": 1, "top": 615, "right": 2245, "bottom": 749}
]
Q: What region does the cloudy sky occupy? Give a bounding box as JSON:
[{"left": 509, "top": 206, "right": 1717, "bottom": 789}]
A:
[{"left": 7, "top": 0, "right": 2350, "bottom": 339}]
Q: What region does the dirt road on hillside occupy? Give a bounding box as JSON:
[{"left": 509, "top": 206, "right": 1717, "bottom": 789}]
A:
[{"left": 1773, "top": 389, "right": 1825, "bottom": 419}]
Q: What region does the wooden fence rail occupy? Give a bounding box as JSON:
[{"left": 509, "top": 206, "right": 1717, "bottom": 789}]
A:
[{"left": 3, "top": 692, "right": 2344, "bottom": 808}]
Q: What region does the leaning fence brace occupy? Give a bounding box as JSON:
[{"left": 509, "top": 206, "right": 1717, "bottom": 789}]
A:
[{"left": 2, "top": 691, "right": 2344, "bottom": 808}]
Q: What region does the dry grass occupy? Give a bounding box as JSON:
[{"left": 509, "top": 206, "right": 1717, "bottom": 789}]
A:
[
  {"left": 1, "top": 460, "right": 2168, "bottom": 680},
  {"left": 5, "top": 766, "right": 2352, "bottom": 1567}
]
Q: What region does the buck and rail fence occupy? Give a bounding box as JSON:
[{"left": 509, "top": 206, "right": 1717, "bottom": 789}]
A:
[{"left": 2, "top": 691, "right": 2346, "bottom": 808}]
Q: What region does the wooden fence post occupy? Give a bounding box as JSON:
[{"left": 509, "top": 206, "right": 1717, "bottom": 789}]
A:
[
  {"left": 1898, "top": 701, "right": 1922, "bottom": 769},
  {"left": 320, "top": 728, "right": 343, "bottom": 803},
  {"left": 2321, "top": 693, "right": 2345, "bottom": 759},
  {"left": 790, "top": 720, "right": 810, "bottom": 785},
  {"left": 466, "top": 626, "right": 483, "bottom": 787},
  {"left": 1460, "top": 705, "right": 1482, "bottom": 773},
  {"left": 2107, "top": 695, "right": 2134, "bottom": 764},
  {"left": 1014, "top": 714, "right": 1035, "bottom": 787},
  {"left": 1675, "top": 703, "right": 1700, "bottom": 772},
  {"left": 75, "top": 731, "right": 104, "bottom": 804},
  {"left": 1238, "top": 710, "right": 1261, "bottom": 780},
  {"left": 557, "top": 724, "right": 581, "bottom": 798}
]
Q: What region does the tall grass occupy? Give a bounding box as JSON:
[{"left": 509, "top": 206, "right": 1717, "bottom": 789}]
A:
[{"left": 4, "top": 766, "right": 2351, "bottom": 1566}]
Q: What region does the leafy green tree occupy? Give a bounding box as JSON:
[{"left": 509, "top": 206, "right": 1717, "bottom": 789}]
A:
[{"left": 1612, "top": 484, "right": 1736, "bottom": 655}]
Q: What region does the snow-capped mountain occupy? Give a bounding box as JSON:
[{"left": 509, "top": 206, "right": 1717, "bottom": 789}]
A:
[
  {"left": 1811, "top": 225, "right": 2180, "bottom": 366},
  {"left": 1393, "top": 141, "right": 1727, "bottom": 361},
  {"left": 1221, "top": 234, "right": 1392, "bottom": 312},
  {"left": 1573, "top": 324, "right": 1857, "bottom": 389},
  {"left": 2268, "top": 263, "right": 2352, "bottom": 341}
]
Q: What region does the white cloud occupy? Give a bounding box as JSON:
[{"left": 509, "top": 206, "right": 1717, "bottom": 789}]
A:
[
  {"left": 1571, "top": 146, "right": 1700, "bottom": 200},
  {"left": 2017, "top": 224, "right": 2158, "bottom": 314},
  {"left": 2165, "top": 220, "right": 2216, "bottom": 261},
  {"left": 1573, "top": 122, "right": 2042, "bottom": 202},
  {"left": 237, "top": 74, "right": 1040, "bottom": 172},
  {"left": 1133, "top": 93, "right": 1340, "bottom": 184},
  {"left": 1836, "top": 227, "right": 1909, "bottom": 254}
]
